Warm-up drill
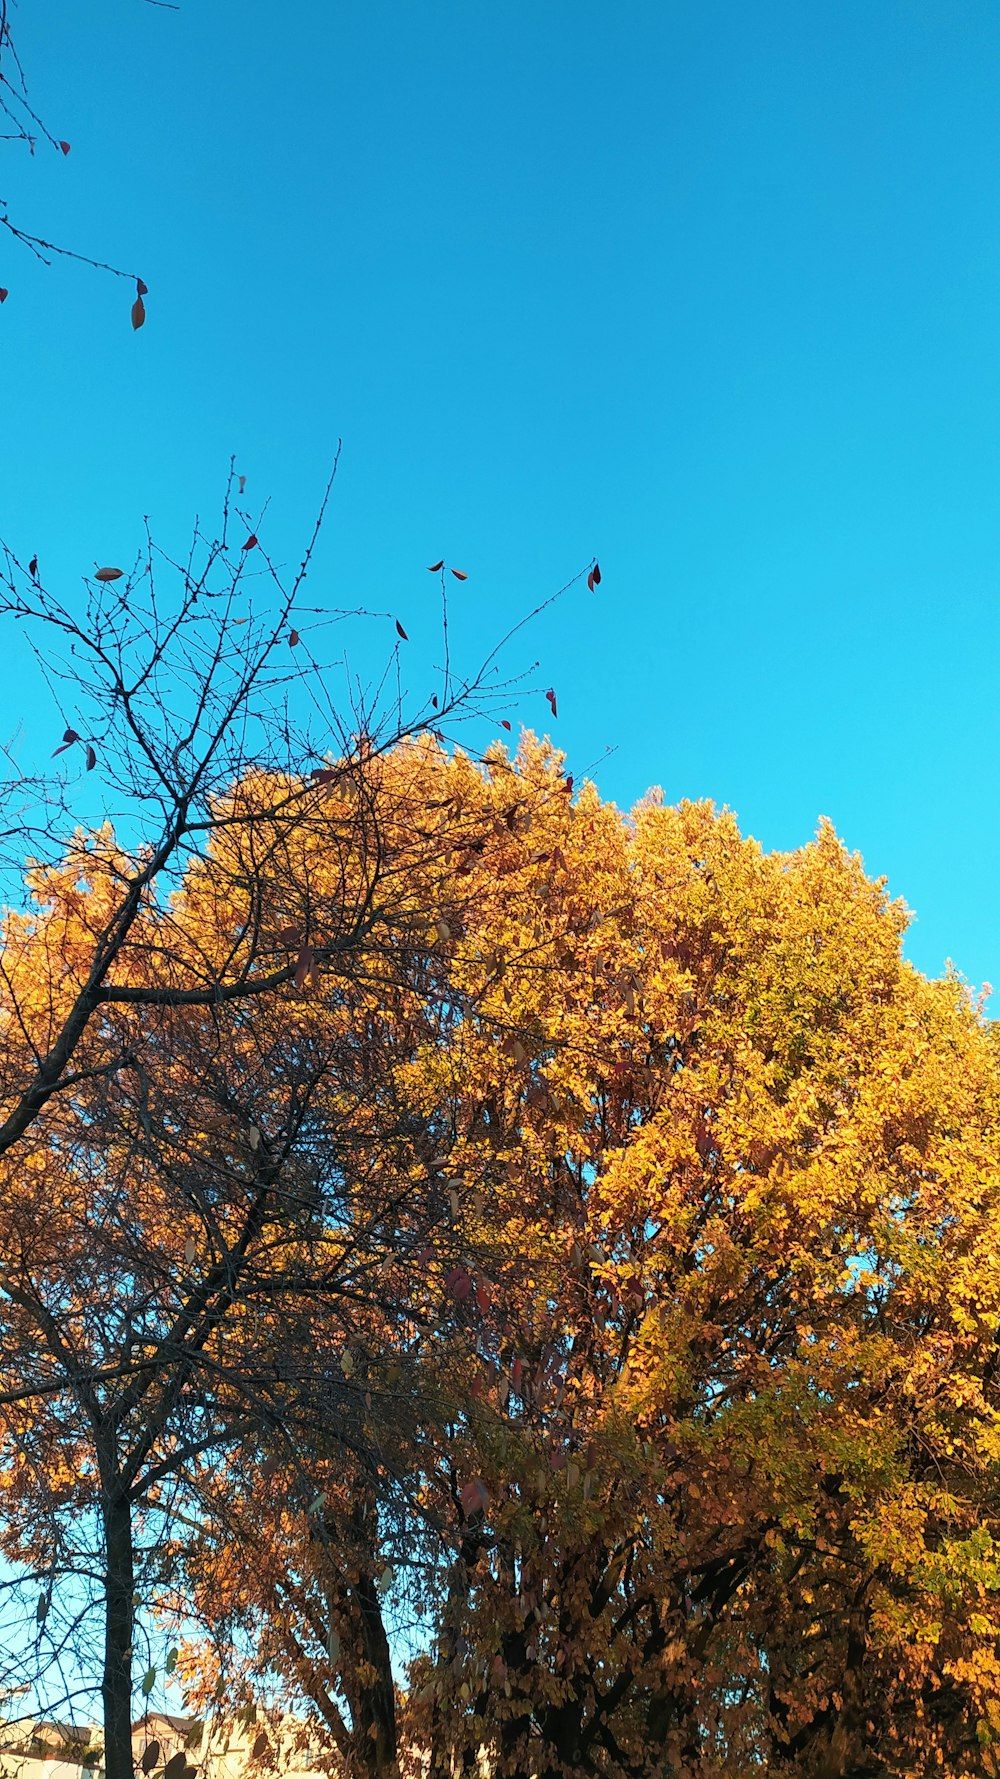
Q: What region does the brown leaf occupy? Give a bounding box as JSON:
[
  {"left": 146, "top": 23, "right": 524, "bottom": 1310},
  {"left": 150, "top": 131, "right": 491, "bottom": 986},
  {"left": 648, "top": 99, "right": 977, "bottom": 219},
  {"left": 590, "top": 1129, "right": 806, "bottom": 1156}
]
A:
[
  {"left": 395, "top": 618, "right": 409, "bottom": 640},
  {"left": 293, "top": 945, "right": 315, "bottom": 991},
  {"left": 277, "top": 925, "right": 303, "bottom": 946},
  {"left": 545, "top": 687, "right": 557, "bottom": 718},
  {"left": 431, "top": 693, "right": 439, "bottom": 708},
  {"left": 512, "top": 1356, "right": 523, "bottom": 1392},
  {"left": 163, "top": 1756, "right": 187, "bottom": 1779},
  {"left": 52, "top": 728, "right": 80, "bottom": 756},
  {"left": 85, "top": 744, "right": 97, "bottom": 771},
  {"left": 136, "top": 277, "right": 148, "bottom": 297},
  {"left": 288, "top": 628, "right": 300, "bottom": 646},
  {"left": 500, "top": 719, "right": 512, "bottom": 732},
  {"left": 459, "top": 1476, "right": 489, "bottom": 1515},
  {"left": 310, "top": 767, "right": 337, "bottom": 785},
  {"left": 445, "top": 1266, "right": 472, "bottom": 1301},
  {"left": 28, "top": 555, "right": 38, "bottom": 580},
  {"left": 242, "top": 533, "right": 258, "bottom": 552},
  {"left": 475, "top": 1280, "right": 491, "bottom": 1314},
  {"left": 0, "top": 289, "right": 7, "bottom": 304},
  {"left": 141, "top": 1744, "right": 161, "bottom": 1773},
  {"left": 450, "top": 568, "right": 468, "bottom": 581},
  {"left": 592, "top": 559, "right": 602, "bottom": 586},
  {"left": 59, "top": 140, "right": 71, "bottom": 155},
  {"left": 131, "top": 295, "right": 146, "bottom": 330},
  {"left": 251, "top": 1734, "right": 269, "bottom": 1760},
  {"left": 427, "top": 559, "right": 444, "bottom": 572},
  {"left": 95, "top": 566, "right": 124, "bottom": 582}
]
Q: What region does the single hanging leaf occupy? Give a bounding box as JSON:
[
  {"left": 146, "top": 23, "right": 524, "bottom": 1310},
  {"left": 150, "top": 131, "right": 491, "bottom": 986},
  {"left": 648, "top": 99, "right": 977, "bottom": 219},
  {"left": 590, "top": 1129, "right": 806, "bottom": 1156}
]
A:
[
  {"left": 500, "top": 719, "right": 512, "bottom": 732},
  {"left": 450, "top": 568, "right": 468, "bottom": 581},
  {"left": 136, "top": 277, "right": 149, "bottom": 297},
  {"left": 475, "top": 1280, "right": 491, "bottom": 1314},
  {"left": 242, "top": 533, "right": 258, "bottom": 551},
  {"left": 36, "top": 1591, "right": 48, "bottom": 1623},
  {"left": 395, "top": 618, "right": 409, "bottom": 641},
  {"left": 545, "top": 687, "right": 558, "bottom": 718},
  {"left": 460, "top": 1476, "right": 489, "bottom": 1515},
  {"left": 141, "top": 1666, "right": 156, "bottom": 1697},
  {"left": 251, "top": 1734, "right": 269, "bottom": 1760},
  {"left": 184, "top": 1236, "right": 196, "bottom": 1264},
  {"left": 431, "top": 693, "right": 439, "bottom": 708},
  {"left": 59, "top": 140, "right": 71, "bottom": 155},
  {"left": 288, "top": 629, "right": 300, "bottom": 646},
  {"left": 131, "top": 295, "right": 146, "bottom": 330},
  {"left": 85, "top": 744, "right": 97, "bottom": 771},
  {"left": 165, "top": 1648, "right": 178, "bottom": 1674},
  {"left": 238, "top": 473, "right": 247, "bottom": 493},
  {"left": 427, "top": 559, "right": 444, "bottom": 572},
  {"left": 592, "top": 559, "right": 602, "bottom": 585},
  {"left": 164, "top": 1754, "right": 187, "bottom": 1779},
  {"left": 28, "top": 555, "right": 38, "bottom": 580},
  {"left": 52, "top": 728, "right": 80, "bottom": 756},
  {"left": 95, "top": 566, "right": 124, "bottom": 582},
  {"left": 277, "top": 925, "right": 303, "bottom": 946},
  {"left": 445, "top": 1266, "right": 472, "bottom": 1301},
  {"left": 327, "top": 1628, "right": 340, "bottom": 1663},
  {"left": 0, "top": 290, "right": 8, "bottom": 304},
  {"left": 294, "top": 945, "right": 315, "bottom": 991},
  {"left": 141, "top": 1743, "right": 161, "bottom": 1772}
]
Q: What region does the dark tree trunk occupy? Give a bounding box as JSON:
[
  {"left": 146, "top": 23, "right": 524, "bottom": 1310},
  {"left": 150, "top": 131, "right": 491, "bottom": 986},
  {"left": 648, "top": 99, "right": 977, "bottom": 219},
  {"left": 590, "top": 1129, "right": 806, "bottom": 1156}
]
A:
[{"left": 102, "top": 1488, "right": 136, "bottom": 1779}]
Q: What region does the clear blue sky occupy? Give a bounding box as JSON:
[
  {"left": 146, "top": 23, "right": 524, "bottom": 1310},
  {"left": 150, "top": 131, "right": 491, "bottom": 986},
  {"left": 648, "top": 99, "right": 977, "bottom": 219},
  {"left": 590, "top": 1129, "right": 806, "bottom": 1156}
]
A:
[{"left": 2, "top": 0, "right": 999, "bottom": 992}]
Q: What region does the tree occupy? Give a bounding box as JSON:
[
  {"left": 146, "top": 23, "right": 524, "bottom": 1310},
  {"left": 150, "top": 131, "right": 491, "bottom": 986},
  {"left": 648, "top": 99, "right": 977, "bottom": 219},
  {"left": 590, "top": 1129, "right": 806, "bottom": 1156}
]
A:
[{"left": 0, "top": 489, "right": 585, "bottom": 1779}]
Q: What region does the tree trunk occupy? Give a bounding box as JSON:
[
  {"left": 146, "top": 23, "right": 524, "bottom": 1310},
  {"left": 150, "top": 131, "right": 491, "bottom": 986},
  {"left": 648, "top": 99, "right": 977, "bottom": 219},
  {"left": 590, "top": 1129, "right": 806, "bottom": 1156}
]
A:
[{"left": 102, "top": 1488, "right": 136, "bottom": 1779}]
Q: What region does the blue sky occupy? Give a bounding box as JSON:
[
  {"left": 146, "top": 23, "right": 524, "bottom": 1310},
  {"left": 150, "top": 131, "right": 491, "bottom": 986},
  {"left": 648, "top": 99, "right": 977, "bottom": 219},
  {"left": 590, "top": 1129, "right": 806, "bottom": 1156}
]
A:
[{"left": 2, "top": 0, "right": 999, "bottom": 992}]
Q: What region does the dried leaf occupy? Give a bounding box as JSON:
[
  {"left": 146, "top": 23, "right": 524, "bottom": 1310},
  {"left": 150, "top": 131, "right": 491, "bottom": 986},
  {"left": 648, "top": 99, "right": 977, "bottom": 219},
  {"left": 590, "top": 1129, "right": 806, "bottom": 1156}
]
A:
[
  {"left": 95, "top": 566, "right": 124, "bottom": 582},
  {"left": 294, "top": 945, "right": 315, "bottom": 991},
  {"left": 475, "top": 1280, "right": 491, "bottom": 1314},
  {"left": 512, "top": 1356, "right": 523, "bottom": 1392},
  {"left": 242, "top": 533, "right": 258, "bottom": 552},
  {"left": 52, "top": 728, "right": 80, "bottom": 756},
  {"left": 136, "top": 277, "right": 148, "bottom": 297},
  {"left": 28, "top": 555, "right": 38, "bottom": 580},
  {"left": 288, "top": 628, "right": 300, "bottom": 646},
  {"left": 0, "top": 290, "right": 8, "bottom": 304},
  {"left": 131, "top": 295, "right": 146, "bottom": 330},
  {"left": 500, "top": 719, "right": 512, "bottom": 731},
  {"left": 164, "top": 1754, "right": 187, "bottom": 1779},
  {"left": 591, "top": 559, "right": 602, "bottom": 586},
  {"left": 36, "top": 1591, "right": 48, "bottom": 1622},
  {"left": 277, "top": 925, "right": 303, "bottom": 946},
  {"left": 184, "top": 1236, "right": 196, "bottom": 1265},
  {"left": 59, "top": 140, "right": 71, "bottom": 155},
  {"left": 450, "top": 568, "right": 468, "bottom": 581},
  {"left": 142, "top": 1742, "right": 161, "bottom": 1772},
  {"left": 545, "top": 687, "right": 558, "bottom": 718},
  {"left": 238, "top": 473, "right": 246, "bottom": 492},
  {"left": 85, "top": 744, "right": 97, "bottom": 771},
  {"left": 251, "top": 1734, "right": 269, "bottom": 1760},
  {"left": 427, "top": 559, "right": 444, "bottom": 572},
  {"left": 395, "top": 618, "right": 409, "bottom": 640},
  {"left": 248, "top": 1126, "right": 261, "bottom": 1151},
  {"left": 445, "top": 1266, "right": 472, "bottom": 1301},
  {"left": 459, "top": 1476, "right": 489, "bottom": 1516}
]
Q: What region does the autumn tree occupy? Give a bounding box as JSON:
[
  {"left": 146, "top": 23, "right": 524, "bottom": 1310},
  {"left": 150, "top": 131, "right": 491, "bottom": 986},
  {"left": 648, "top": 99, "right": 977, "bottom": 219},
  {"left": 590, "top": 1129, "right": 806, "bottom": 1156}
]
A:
[
  {"left": 0, "top": 487, "right": 587, "bottom": 1779},
  {"left": 193, "top": 743, "right": 1000, "bottom": 1779}
]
